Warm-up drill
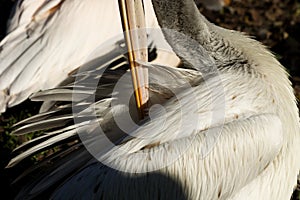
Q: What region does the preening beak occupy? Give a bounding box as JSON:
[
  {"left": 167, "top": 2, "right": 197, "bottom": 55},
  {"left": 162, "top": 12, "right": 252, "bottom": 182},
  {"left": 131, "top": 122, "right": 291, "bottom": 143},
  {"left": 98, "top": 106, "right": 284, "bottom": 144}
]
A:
[{"left": 118, "top": 0, "right": 149, "bottom": 119}]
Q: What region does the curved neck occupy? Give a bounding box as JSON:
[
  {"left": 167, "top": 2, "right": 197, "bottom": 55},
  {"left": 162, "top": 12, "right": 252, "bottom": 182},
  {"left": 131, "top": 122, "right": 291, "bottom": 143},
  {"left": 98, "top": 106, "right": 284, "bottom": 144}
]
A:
[
  {"left": 151, "top": 0, "right": 211, "bottom": 46},
  {"left": 150, "top": 0, "right": 219, "bottom": 72},
  {"left": 150, "top": 0, "right": 259, "bottom": 75}
]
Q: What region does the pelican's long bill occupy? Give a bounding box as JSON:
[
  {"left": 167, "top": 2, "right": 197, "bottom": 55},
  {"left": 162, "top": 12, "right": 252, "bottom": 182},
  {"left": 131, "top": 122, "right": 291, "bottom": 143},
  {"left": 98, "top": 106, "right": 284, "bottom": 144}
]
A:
[{"left": 118, "top": 0, "right": 149, "bottom": 119}]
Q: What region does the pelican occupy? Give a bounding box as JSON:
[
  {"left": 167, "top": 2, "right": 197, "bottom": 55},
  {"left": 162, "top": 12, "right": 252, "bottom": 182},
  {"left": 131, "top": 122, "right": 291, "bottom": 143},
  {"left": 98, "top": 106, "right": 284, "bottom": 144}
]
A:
[
  {"left": 3, "top": 0, "right": 300, "bottom": 199},
  {"left": 0, "top": 0, "right": 230, "bottom": 113}
]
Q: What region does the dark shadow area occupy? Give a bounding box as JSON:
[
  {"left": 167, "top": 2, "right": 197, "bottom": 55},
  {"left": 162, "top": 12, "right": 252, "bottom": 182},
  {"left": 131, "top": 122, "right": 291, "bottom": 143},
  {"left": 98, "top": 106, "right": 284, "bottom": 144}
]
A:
[
  {"left": 0, "top": 100, "right": 42, "bottom": 200},
  {"left": 2, "top": 152, "right": 188, "bottom": 200},
  {"left": 0, "top": 0, "right": 14, "bottom": 40},
  {"left": 273, "top": 22, "right": 300, "bottom": 77}
]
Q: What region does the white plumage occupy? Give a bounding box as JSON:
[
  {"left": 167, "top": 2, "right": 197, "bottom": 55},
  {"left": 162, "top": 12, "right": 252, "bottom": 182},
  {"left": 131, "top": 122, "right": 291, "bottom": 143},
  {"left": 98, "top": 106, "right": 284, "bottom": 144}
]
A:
[
  {"left": 0, "top": 0, "right": 184, "bottom": 113},
  {"left": 0, "top": 0, "right": 228, "bottom": 113},
  {"left": 2, "top": 0, "right": 300, "bottom": 200}
]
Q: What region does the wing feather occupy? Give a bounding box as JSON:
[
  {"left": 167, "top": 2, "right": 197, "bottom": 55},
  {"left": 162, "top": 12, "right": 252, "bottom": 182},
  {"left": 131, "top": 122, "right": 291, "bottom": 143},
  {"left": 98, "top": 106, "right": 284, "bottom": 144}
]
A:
[
  {"left": 0, "top": 0, "right": 173, "bottom": 113},
  {"left": 50, "top": 114, "right": 283, "bottom": 199},
  {"left": 6, "top": 57, "right": 283, "bottom": 199},
  {"left": 0, "top": 0, "right": 123, "bottom": 112}
]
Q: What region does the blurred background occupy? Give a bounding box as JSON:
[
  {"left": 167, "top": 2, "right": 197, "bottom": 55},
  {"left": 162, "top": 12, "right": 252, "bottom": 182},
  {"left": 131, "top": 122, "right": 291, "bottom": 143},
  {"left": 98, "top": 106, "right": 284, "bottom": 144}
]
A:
[{"left": 0, "top": 0, "right": 299, "bottom": 199}]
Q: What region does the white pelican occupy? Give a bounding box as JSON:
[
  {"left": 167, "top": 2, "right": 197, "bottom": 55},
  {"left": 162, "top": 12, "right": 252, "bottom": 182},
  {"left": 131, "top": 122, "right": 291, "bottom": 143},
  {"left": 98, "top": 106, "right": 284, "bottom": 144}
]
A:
[
  {"left": 0, "top": 0, "right": 230, "bottom": 113},
  {"left": 3, "top": 0, "right": 300, "bottom": 199}
]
